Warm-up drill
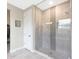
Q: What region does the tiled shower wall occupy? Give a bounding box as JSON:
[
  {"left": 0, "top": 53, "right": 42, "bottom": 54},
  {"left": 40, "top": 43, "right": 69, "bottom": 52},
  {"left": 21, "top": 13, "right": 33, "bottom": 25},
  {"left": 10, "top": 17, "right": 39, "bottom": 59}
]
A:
[
  {"left": 34, "top": 6, "right": 56, "bottom": 56},
  {"left": 34, "top": 0, "right": 71, "bottom": 59},
  {"left": 33, "top": 7, "right": 43, "bottom": 50}
]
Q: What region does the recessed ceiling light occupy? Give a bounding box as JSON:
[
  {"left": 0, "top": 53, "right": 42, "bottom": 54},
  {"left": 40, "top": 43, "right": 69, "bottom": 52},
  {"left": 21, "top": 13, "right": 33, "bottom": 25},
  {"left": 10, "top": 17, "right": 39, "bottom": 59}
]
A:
[{"left": 49, "top": 1, "right": 53, "bottom": 5}]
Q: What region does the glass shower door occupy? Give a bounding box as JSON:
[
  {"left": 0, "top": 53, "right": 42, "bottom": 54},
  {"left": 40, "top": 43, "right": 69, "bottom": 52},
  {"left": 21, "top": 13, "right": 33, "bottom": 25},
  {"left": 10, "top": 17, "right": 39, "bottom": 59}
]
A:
[{"left": 55, "top": 19, "right": 71, "bottom": 59}]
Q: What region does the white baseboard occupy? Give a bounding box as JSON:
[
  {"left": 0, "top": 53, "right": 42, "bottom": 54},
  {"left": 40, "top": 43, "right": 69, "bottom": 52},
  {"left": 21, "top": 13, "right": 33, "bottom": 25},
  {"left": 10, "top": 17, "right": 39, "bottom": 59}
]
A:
[
  {"left": 32, "top": 50, "right": 54, "bottom": 59},
  {"left": 24, "top": 46, "right": 34, "bottom": 52},
  {"left": 10, "top": 47, "right": 25, "bottom": 53}
]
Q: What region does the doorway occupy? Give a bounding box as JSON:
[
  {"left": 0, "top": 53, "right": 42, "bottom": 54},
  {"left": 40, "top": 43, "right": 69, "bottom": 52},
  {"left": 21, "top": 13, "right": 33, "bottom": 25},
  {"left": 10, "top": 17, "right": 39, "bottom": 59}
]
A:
[{"left": 7, "top": 10, "right": 10, "bottom": 53}]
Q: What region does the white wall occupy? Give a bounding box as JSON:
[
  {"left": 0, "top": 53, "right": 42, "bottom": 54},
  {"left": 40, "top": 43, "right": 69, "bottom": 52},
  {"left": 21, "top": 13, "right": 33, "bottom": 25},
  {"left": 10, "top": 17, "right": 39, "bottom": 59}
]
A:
[
  {"left": 7, "top": 4, "right": 34, "bottom": 52},
  {"left": 7, "top": 4, "right": 24, "bottom": 52},
  {"left": 23, "top": 7, "right": 34, "bottom": 51}
]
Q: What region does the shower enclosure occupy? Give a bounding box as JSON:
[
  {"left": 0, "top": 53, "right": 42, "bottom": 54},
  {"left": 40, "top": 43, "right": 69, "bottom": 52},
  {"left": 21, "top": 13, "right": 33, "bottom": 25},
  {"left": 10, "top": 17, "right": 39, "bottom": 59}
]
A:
[{"left": 34, "top": 1, "right": 71, "bottom": 59}]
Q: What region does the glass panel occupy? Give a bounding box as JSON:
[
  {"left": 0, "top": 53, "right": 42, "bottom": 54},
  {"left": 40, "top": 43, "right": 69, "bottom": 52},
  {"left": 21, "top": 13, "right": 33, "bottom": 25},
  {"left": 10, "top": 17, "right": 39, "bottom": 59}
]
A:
[
  {"left": 56, "top": 19, "right": 71, "bottom": 59},
  {"left": 34, "top": 1, "right": 71, "bottom": 59}
]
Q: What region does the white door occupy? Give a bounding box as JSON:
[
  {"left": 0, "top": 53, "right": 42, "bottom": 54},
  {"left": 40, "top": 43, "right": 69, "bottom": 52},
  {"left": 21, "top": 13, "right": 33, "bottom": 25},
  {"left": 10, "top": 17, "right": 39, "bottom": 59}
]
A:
[{"left": 24, "top": 9, "right": 33, "bottom": 51}]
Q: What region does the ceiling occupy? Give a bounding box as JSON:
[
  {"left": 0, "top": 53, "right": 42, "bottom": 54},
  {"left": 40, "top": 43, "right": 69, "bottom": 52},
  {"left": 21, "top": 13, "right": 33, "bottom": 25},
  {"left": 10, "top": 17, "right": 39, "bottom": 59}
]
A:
[{"left": 7, "top": 0, "right": 68, "bottom": 10}]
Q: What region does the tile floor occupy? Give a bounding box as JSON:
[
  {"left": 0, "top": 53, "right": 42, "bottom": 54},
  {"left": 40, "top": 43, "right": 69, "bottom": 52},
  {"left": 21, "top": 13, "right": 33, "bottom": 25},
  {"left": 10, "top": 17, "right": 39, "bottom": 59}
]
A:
[
  {"left": 7, "top": 40, "right": 53, "bottom": 59},
  {"left": 7, "top": 48, "right": 53, "bottom": 59}
]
